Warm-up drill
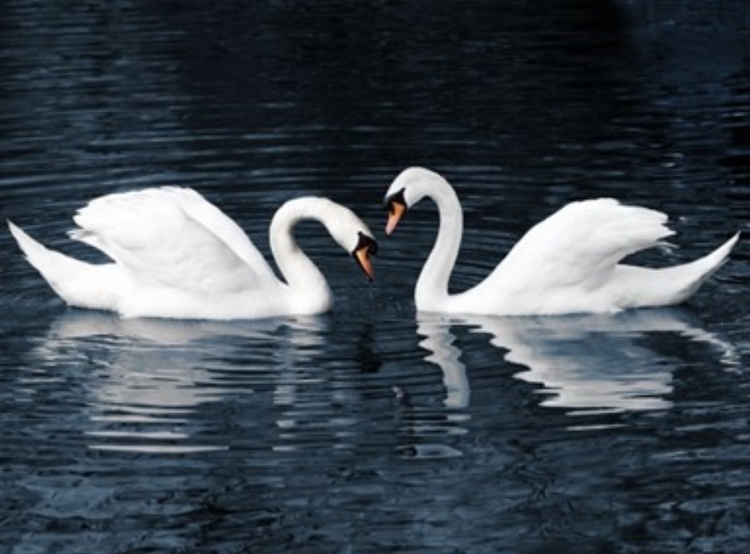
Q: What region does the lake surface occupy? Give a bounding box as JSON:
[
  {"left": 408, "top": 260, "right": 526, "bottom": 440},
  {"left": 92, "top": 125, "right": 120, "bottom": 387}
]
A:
[{"left": 2, "top": 1, "right": 750, "bottom": 552}]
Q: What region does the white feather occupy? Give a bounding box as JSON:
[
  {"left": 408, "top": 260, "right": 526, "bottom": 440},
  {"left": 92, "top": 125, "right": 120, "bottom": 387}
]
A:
[
  {"left": 385, "top": 167, "right": 738, "bottom": 316},
  {"left": 9, "top": 188, "right": 375, "bottom": 320}
]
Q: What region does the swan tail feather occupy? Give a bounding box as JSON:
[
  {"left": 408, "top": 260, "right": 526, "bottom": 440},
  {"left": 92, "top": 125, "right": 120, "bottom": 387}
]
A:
[
  {"left": 618, "top": 232, "right": 739, "bottom": 308},
  {"left": 8, "top": 220, "right": 121, "bottom": 311}
]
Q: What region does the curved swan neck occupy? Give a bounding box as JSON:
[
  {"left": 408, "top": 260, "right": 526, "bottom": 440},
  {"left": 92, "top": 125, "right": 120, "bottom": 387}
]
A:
[
  {"left": 269, "top": 198, "right": 332, "bottom": 300},
  {"left": 414, "top": 176, "right": 463, "bottom": 309}
]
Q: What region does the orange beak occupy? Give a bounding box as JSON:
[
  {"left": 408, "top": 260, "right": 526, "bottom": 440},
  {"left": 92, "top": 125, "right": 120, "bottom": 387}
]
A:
[
  {"left": 353, "top": 233, "right": 378, "bottom": 281},
  {"left": 386, "top": 200, "right": 406, "bottom": 236},
  {"left": 355, "top": 246, "right": 375, "bottom": 281}
]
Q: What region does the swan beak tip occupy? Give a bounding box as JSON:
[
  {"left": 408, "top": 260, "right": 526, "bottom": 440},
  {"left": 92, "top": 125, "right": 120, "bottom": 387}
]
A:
[
  {"left": 356, "top": 250, "right": 375, "bottom": 281},
  {"left": 354, "top": 234, "right": 377, "bottom": 282},
  {"left": 385, "top": 201, "right": 406, "bottom": 236}
]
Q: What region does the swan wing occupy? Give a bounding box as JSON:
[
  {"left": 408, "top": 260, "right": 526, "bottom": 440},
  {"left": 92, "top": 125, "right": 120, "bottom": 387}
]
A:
[
  {"left": 486, "top": 198, "right": 674, "bottom": 291},
  {"left": 69, "top": 187, "right": 277, "bottom": 295}
]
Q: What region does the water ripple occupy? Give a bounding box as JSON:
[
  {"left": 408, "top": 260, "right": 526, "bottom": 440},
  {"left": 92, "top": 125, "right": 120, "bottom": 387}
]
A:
[{"left": 2, "top": 0, "right": 750, "bottom": 553}]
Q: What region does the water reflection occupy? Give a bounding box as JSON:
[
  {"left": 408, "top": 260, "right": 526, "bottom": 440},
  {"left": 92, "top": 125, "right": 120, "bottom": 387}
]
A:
[
  {"left": 417, "top": 316, "right": 470, "bottom": 409},
  {"left": 29, "top": 311, "right": 328, "bottom": 453},
  {"left": 2, "top": 0, "right": 750, "bottom": 550},
  {"left": 418, "top": 308, "right": 737, "bottom": 416}
]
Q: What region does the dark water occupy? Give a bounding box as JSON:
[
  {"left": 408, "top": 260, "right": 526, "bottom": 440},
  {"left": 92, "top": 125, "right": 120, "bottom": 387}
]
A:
[{"left": 2, "top": 1, "right": 750, "bottom": 552}]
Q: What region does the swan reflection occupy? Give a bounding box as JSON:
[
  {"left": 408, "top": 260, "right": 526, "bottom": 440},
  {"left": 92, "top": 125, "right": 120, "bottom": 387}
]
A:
[
  {"left": 418, "top": 308, "right": 737, "bottom": 415},
  {"left": 31, "top": 311, "right": 328, "bottom": 453},
  {"left": 417, "top": 316, "right": 470, "bottom": 409}
]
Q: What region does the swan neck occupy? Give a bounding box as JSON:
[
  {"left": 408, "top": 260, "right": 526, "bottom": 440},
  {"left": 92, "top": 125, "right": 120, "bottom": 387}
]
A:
[
  {"left": 269, "top": 200, "right": 331, "bottom": 302},
  {"left": 416, "top": 180, "right": 463, "bottom": 308}
]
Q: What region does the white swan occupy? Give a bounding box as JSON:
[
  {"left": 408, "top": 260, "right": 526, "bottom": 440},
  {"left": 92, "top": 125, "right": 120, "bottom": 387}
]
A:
[
  {"left": 8, "top": 187, "right": 378, "bottom": 320},
  {"left": 384, "top": 167, "right": 739, "bottom": 316}
]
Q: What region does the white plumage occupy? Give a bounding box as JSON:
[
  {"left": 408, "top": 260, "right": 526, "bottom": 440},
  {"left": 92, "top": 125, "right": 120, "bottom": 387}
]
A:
[
  {"left": 9, "top": 188, "right": 377, "bottom": 320},
  {"left": 384, "top": 167, "right": 738, "bottom": 316}
]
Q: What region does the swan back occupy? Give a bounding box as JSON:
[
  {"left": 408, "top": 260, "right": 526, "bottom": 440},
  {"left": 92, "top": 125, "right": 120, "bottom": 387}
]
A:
[
  {"left": 69, "top": 187, "right": 275, "bottom": 295},
  {"left": 492, "top": 198, "right": 674, "bottom": 290}
]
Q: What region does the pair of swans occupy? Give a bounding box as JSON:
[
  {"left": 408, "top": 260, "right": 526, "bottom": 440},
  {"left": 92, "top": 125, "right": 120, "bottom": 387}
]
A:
[{"left": 9, "top": 167, "right": 739, "bottom": 320}]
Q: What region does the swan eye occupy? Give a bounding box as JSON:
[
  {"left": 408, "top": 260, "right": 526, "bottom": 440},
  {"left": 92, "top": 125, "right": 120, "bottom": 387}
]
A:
[
  {"left": 354, "top": 232, "right": 378, "bottom": 256},
  {"left": 384, "top": 188, "right": 407, "bottom": 215},
  {"left": 353, "top": 232, "right": 377, "bottom": 281}
]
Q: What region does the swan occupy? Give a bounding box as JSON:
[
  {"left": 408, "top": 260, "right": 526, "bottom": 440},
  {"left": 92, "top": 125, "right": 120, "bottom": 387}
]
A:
[
  {"left": 384, "top": 167, "right": 739, "bottom": 316},
  {"left": 8, "top": 187, "right": 378, "bottom": 320}
]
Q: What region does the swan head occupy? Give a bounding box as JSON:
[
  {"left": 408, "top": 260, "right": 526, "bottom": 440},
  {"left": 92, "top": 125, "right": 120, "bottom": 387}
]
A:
[
  {"left": 352, "top": 231, "right": 378, "bottom": 281},
  {"left": 273, "top": 197, "right": 378, "bottom": 282},
  {"left": 383, "top": 167, "right": 445, "bottom": 235},
  {"left": 319, "top": 200, "right": 378, "bottom": 281}
]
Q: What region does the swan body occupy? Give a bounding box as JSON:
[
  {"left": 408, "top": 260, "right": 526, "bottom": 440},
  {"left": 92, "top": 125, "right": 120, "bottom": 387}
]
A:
[
  {"left": 384, "top": 167, "right": 738, "bottom": 316},
  {"left": 9, "top": 188, "right": 377, "bottom": 320}
]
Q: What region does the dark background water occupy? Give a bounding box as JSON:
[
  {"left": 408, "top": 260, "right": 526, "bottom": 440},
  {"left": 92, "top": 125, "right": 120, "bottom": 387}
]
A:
[{"left": 2, "top": 1, "right": 750, "bottom": 553}]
